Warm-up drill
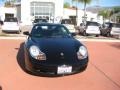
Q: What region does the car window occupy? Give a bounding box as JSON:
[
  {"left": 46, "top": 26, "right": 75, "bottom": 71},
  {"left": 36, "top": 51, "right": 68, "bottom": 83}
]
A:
[
  {"left": 34, "top": 19, "right": 48, "bottom": 23},
  {"left": 86, "top": 22, "right": 99, "bottom": 26},
  {"left": 4, "top": 18, "right": 18, "bottom": 22},
  {"left": 31, "top": 25, "right": 71, "bottom": 38},
  {"left": 61, "top": 19, "right": 73, "bottom": 24},
  {"left": 112, "top": 23, "right": 120, "bottom": 28}
]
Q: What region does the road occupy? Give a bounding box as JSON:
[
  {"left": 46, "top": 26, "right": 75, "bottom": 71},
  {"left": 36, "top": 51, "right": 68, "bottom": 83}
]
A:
[{"left": 0, "top": 39, "right": 120, "bottom": 90}]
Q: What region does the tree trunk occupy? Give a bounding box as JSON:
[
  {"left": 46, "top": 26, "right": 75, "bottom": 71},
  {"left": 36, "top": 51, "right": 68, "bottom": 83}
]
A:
[{"left": 83, "top": 2, "right": 87, "bottom": 25}]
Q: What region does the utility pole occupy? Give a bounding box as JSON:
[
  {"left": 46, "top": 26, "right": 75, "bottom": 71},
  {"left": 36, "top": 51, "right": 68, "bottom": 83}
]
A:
[{"left": 76, "top": 0, "right": 78, "bottom": 26}]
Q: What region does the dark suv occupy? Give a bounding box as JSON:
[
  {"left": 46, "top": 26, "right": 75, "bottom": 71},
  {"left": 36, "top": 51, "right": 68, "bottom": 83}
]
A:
[{"left": 101, "top": 22, "right": 120, "bottom": 37}]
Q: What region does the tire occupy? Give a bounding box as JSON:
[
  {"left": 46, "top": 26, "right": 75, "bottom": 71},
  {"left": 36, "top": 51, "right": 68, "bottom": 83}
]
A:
[
  {"left": 83, "top": 31, "right": 87, "bottom": 36},
  {"left": 106, "top": 32, "right": 111, "bottom": 37},
  {"left": 17, "top": 29, "right": 21, "bottom": 34},
  {"left": 96, "top": 35, "right": 99, "bottom": 37}
]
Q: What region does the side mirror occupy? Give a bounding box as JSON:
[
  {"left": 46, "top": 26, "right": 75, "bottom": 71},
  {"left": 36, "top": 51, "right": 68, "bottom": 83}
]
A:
[
  {"left": 71, "top": 33, "right": 76, "bottom": 36},
  {"left": 23, "top": 31, "right": 30, "bottom": 36}
]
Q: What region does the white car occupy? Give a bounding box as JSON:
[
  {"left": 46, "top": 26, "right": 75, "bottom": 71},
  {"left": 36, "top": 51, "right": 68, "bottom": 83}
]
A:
[
  {"left": 83, "top": 21, "right": 100, "bottom": 36},
  {"left": 61, "top": 19, "right": 76, "bottom": 33},
  {"left": 2, "top": 17, "right": 21, "bottom": 33},
  {"left": 110, "top": 23, "right": 120, "bottom": 36}
]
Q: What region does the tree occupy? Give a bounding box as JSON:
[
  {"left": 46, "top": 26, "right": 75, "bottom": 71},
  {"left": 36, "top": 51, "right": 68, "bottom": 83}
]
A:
[
  {"left": 4, "top": 0, "right": 17, "bottom": 7},
  {"left": 98, "top": 9, "right": 112, "bottom": 23},
  {"left": 110, "top": 7, "right": 120, "bottom": 23},
  {"left": 72, "top": 0, "right": 96, "bottom": 24},
  {"left": 64, "top": 2, "right": 71, "bottom": 8},
  {"left": 113, "top": 6, "right": 120, "bottom": 14}
]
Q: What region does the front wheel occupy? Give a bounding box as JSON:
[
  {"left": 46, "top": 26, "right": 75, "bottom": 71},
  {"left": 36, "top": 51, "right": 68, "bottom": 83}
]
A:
[
  {"left": 96, "top": 35, "right": 99, "bottom": 37},
  {"left": 106, "top": 32, "right": 111, "bottom": 37},
  {"left": 83, "top": 31, "right": 87, "bottom": 36}
]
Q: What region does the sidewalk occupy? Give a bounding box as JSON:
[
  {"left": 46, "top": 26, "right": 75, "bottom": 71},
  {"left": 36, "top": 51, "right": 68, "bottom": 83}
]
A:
[{"left": 0, "top": 36, "right": 120, "bottom": 42}]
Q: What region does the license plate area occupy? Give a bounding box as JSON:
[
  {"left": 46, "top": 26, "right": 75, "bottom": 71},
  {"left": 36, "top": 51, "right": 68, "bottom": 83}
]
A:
[{"left": 57, "top": 65, "right": 72, "bottom": 74}]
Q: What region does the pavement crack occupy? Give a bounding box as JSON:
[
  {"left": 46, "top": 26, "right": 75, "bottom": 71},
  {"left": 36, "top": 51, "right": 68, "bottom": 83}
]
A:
[{"left": 90, "top": 62, "right": 120, "bottom": 89}]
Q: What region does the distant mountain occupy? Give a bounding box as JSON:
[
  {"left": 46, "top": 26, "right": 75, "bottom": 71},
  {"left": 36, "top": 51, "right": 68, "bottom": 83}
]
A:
[{"left": 86, "top": 6, "right": 120, "bottom": 13}]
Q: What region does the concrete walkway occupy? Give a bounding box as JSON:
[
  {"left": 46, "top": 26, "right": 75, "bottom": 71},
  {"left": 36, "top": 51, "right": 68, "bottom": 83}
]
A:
[{"left": 0, "top": 36, "right": 120, "bottom": 42}]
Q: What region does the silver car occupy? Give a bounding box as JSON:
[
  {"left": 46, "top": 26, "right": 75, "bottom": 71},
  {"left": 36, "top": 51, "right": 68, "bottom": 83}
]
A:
[{"left": 82, "top": 21, "right": 100, "bottom": 36}]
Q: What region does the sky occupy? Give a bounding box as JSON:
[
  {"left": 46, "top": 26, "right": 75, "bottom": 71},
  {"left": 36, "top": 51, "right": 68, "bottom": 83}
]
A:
[
  {"left": 64, "top": 0, "right": 120, "bottom": 9},
  {"left": 0, "top": 0, "right": 120, "bottom": 7}
]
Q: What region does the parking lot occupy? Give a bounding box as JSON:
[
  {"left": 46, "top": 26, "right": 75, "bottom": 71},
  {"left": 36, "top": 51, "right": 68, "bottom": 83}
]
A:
[{"left": 0, "top": 39, "right": 120, "bottom": 90}]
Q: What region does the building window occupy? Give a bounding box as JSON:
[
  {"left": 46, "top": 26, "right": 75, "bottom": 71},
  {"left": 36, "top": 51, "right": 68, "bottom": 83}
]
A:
[{"left": 30, "top": 2, "right": 55, "bottom": 20}]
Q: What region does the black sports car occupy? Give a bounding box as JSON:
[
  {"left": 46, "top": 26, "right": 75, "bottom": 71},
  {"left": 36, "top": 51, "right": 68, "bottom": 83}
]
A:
[{"left": 23, "top": 23, "right": 89, "bottom": 76}]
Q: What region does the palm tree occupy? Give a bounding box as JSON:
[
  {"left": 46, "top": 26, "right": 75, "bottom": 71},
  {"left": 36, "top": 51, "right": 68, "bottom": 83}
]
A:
[
  {"left": 72, "top": 0, "right": 97, "bottom": 25},
  {"left": 98, "top": 9, "right": 113, "bottom": 23},
  {"left": 64, "top": 2, "right": 71, "bottom": 8},
  {"left": 4, "top": 0, "right": 16, "bottom": 7}
]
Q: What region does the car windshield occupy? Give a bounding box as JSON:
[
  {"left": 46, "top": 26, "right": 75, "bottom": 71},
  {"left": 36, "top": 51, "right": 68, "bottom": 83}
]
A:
[
  {"left": 31, "top": 25, "right": 71, "bottom": 38},
  {"left": 112, "top": 23, "right": 120, "bottom": 28},
  {"left": 4, "top": 18, "right": 18, "bottom": 22},
  {"left": 86, "top": 22, "right": 99, "bottom": 26}
]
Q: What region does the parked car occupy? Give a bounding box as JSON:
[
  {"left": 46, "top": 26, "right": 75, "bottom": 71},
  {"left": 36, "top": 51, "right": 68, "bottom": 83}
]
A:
[
  {"left": 2, "top": 17, "right": 21, "bottom": 33},
  {"left": 61, "top": 19, "right": 76, "bottom": 33},
  {"left": 23, "top": 23, "right": 89, "bottom": 76},
  {"left": 101, "top": 22, "right": 120, "bottom": 37},
  {"left": 33, "top": 18, "right": 48, "bottom": 24},
  {"left": 81, "top": 21, "right": 101, "bottom": 36},
  {"left": 0, "top": 20, "right": 3, "bottom": 26}
]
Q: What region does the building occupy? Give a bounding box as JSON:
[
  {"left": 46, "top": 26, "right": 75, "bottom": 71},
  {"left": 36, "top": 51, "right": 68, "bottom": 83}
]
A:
[
  {"left": 0, "top": 0, "right": 103, "bottom": 26},
  {"left": 0, "top": 7, "right": 16, "bottom": 21},
  {"left": 16, "top": 0, "right": 64, "bottom": 25},
  {"left": 63, "top": 8, "right": 103, "bottom": 25}
]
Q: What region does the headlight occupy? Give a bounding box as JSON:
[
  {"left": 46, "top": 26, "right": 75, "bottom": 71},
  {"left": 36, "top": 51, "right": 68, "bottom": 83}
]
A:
[
  {"left": 29, "top": 45, "right": 46, "bottom": 60},
  {"left": 77, "top": 46, "right": 88, "bottom": 60}
]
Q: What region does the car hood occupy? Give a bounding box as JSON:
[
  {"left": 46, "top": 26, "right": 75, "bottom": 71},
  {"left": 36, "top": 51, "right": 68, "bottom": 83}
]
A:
[{"left": 29, "top": 37, "right": 82, "bottom": 64}]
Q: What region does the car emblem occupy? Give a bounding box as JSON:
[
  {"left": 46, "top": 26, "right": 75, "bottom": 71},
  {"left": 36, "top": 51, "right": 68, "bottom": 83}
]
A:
[{"left": 60, "top": 53, "right": 64, "bottom": 56}]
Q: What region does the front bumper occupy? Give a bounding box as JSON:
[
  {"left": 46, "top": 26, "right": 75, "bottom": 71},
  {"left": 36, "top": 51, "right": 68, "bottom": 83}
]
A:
[
  {"left": 2, "top": 26, "right": 20, "bottom": 32},
  {"left": 86, "top": 29, "right": 100, "bottom": 35},
  {"left": 25, "top": 52, "right": 88, "bottom": 76}
]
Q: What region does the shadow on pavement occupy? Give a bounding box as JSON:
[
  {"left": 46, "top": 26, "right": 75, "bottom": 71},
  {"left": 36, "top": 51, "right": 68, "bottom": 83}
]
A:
[
  {"left": 109, "top": 43, "right": 120, "bottom": 49},
  {"left": 16, "top": 42, "right": 26, "bottom": 73},
  {"left": 0, "top": 86, "right": 2, "bottom": 90}
]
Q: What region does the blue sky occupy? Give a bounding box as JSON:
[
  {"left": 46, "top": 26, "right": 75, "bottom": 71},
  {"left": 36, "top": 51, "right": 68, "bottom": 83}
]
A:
[
  {"left": 64, "top": 0, "right": 120, "bottom": 9},
  {"left": 0, "top": 0, "right": 120, "bottom": 7}
]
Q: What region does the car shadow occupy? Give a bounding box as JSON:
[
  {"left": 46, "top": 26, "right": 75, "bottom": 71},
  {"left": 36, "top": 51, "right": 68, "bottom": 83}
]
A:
[
  {"left": 109, "top": 43, "right": 120, "bottom": 49},
  {"left": 16, "top": 42, "right": 26, "bottom": 72},
  {"left": 0, "top": 86, "right": 2, "bottom": 90}
]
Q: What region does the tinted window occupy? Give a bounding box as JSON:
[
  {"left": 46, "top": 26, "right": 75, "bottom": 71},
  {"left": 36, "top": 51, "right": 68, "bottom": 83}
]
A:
[
  {"left": 31, "top": 25, "right": 71, "bottom": 38},
  {"left": 4, "top": 18, "right": 18, "bottom": 22},
  {"left": 34, "top": 19, "right": 48, "bottom": 23},
  {"left": 112, "top": 23, "right": 120, "bottom": 28},
  {"left": 61, "top": 19, "right": 73, "bottom": 24},
  {"left": 86, "top": 22, "right": 99, "bottom": 26}
]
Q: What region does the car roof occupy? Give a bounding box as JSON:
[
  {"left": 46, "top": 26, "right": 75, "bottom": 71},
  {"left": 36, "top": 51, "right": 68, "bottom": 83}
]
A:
[{"left": 34, "top": 23, "right": 64, "bottom": 26}]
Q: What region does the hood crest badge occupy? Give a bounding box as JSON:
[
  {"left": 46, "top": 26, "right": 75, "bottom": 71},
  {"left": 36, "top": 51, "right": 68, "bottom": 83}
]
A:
[{"left": 60, "top": 53, "right": 64, "bottom": 56}]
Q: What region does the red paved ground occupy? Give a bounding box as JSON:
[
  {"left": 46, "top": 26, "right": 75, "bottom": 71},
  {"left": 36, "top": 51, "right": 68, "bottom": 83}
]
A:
[{"left": 0, "top": 39, "right": 120, "bottom": 90}]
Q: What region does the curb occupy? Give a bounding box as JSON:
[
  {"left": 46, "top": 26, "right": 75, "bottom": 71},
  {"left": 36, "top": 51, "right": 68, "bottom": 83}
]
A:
[
  {"left": 0, "top": 36, "right": 120, "bottom": 42},
  {"left": 0, "top": 36, "right": 26, "bottom": 40}
]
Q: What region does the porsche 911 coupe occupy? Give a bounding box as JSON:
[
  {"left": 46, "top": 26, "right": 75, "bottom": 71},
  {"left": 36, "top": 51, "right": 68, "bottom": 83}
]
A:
[{"left": 23, "top": 23, "right": 89, "bottom": 76}]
